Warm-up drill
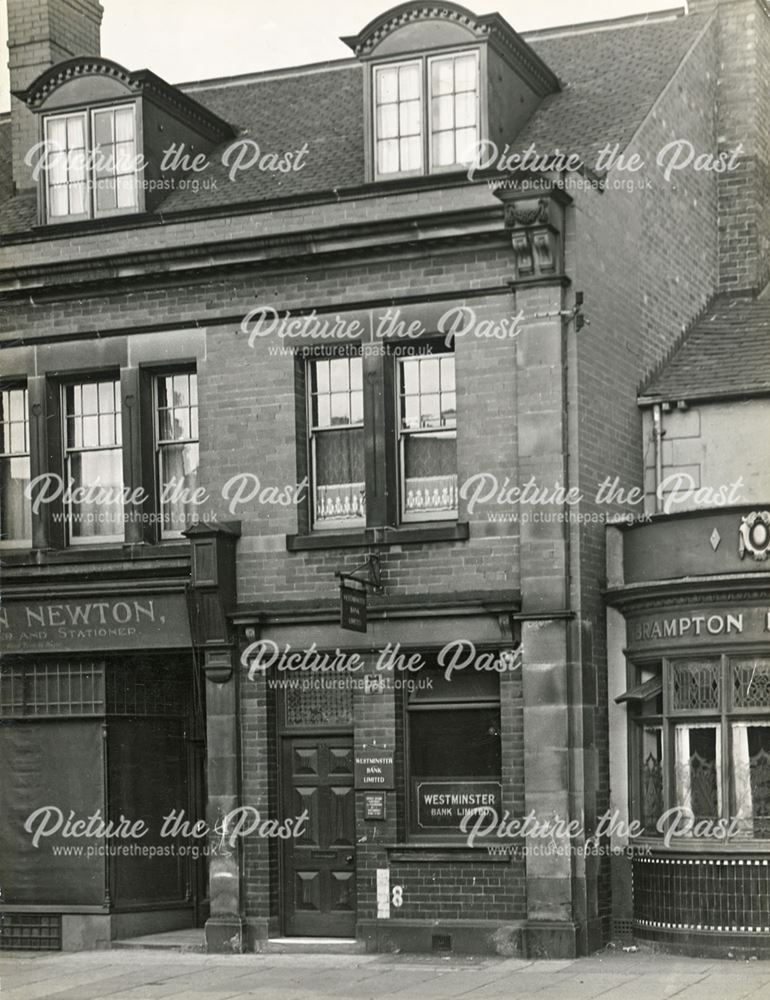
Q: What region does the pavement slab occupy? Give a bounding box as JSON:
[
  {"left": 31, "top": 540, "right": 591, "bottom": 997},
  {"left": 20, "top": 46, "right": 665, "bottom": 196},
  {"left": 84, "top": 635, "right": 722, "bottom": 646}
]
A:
[{"left": 0, "top": 949, "right": 769, "bottom": 1000}]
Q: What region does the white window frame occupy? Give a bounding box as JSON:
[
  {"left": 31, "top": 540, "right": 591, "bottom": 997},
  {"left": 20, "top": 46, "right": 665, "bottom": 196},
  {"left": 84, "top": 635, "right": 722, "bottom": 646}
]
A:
[
  {"left": 371, "top": 49, "right": 480, "bottom": 181},
  {"left": 372, "top": 59, "right": 425, "bottom": 180},
  {"left": 306, "top": 356, "right": 366, "bottom": 531},
  {"left": 427, "top": 50, "right": 480, "bottom": 174},
  {"left": 63, "top": 378, "right": 124, "bottom": 546},
  {"left": 42, "top": 102, "right": 140, "bottom": 224},
  {"left": 90, "top": 103, "right": 140, "bottom": 219},
  {"left": 154, "top": 370, "right": 199, "bottom": 540},
  {"left": 43, "top": 110, "right": 90, "bottom": 223},
  {"left": 0, "top": 384, "right": 32, "bottom": 548},
  {"left": 397, "top": 351, "right": 457, "bottom": 523}
]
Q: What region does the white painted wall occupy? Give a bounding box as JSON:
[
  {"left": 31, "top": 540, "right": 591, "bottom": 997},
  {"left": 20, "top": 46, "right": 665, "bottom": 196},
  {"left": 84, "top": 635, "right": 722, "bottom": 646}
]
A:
[{"left": 643, "top": 399, "right": 770, "bottom": 515}]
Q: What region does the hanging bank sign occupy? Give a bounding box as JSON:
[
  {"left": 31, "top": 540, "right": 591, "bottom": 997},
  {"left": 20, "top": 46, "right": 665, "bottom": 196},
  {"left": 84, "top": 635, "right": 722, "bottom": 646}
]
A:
[
  {"left": 627, "top": 605, "right": 770, "bottom": 652},
  {"left": 0, "top": 594, "right": 192, "bottom": 653}
]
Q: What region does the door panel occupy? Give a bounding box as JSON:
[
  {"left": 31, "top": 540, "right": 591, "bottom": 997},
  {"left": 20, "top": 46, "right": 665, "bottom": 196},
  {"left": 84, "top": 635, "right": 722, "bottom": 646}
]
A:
[{"left": 282, "top": 736, "right": 356, "bottom": 936}]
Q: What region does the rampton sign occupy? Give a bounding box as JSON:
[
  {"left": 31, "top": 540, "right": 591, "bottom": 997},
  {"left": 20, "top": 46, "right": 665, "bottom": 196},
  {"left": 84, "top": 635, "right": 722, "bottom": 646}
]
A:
[
  {"left": 0, "top": 595, "right": 192, "bottom": 653},
  {"left": 628, "top": 606, "right": 770, "bottom": 649}
]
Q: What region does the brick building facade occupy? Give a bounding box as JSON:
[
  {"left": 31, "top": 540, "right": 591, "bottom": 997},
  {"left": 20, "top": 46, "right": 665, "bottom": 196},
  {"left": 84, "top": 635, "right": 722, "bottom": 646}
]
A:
[{"left": 0, "top": 0, "right": 767, "bottom": 958}]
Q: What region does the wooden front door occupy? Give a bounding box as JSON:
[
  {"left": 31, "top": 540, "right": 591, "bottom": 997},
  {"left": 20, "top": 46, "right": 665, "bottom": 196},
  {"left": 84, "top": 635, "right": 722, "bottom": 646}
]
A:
[{"left": 281, "top": 735, "right": 356, "bottom": 936}]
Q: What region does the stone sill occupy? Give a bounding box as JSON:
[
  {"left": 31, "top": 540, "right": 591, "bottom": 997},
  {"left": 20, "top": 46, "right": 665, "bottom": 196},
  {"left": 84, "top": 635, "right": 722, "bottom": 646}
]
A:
[
  {"left": 0, "top": 542, "right": 189, "bottom": 567},
  {"left": 286, "top": 522, "right": 469, "bottom": 551},
  {"left": 385, "top": 842, "right": 512, "bottom": 863}
]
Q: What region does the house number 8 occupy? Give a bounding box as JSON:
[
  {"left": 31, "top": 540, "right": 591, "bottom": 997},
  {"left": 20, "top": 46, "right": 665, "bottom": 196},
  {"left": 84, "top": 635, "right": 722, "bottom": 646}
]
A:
[{"left": 391, "top": 885, "right": 403, "bottom": 907}]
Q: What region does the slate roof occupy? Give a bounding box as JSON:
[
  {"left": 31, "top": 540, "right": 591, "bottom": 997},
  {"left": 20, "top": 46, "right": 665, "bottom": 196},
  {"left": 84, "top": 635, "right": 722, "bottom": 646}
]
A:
[
  {"left": 640, "top": 295, "right": 770, "bottom": 403},
  {"left": 521, "top": 14, "right": 707, "bottom": 166},
  {"left": 0, "top": 10, "right": 709, "bottom": 235}
]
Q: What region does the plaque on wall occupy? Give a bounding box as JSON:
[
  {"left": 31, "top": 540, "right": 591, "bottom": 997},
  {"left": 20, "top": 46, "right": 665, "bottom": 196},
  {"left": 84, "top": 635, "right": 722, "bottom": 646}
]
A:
[{"left": 364, "top": 792, "right": 387, "bottom": 820}]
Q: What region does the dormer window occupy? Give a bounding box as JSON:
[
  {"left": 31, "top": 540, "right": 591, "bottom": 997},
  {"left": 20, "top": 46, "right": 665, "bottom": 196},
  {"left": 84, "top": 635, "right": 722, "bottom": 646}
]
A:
[
  {"left": 344, "top": 3, "right": 560, "bottom": 187},
  {"left": 16, "top": 57, "right": 235, "bottom": 226},
  {"left": 43, "top": 103, "right": 139, "bottom": 222},
  {"left": 373, "top": 50, "right": 479, "bottom": 178}
]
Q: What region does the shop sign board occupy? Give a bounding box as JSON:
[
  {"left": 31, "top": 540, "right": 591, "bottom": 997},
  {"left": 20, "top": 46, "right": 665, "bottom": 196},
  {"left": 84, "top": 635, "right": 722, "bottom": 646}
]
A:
[
  {"left": 0, "top": 594, "right": 192, "bottom": 653},
  {"left": 627, "top": 605, "right": 770, "bottom": 651}
]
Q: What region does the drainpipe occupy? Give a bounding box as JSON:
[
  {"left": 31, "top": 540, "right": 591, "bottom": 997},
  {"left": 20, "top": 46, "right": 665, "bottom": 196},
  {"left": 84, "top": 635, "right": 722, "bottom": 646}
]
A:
[{"left": 652, "top": 405, "right": 664, "bottom": 513}]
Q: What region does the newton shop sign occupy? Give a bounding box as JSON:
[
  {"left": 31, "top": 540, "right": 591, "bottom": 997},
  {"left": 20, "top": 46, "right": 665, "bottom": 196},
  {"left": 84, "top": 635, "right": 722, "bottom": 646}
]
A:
[{"left": 0, "top": 595, "right": 192, "bottom": 652}]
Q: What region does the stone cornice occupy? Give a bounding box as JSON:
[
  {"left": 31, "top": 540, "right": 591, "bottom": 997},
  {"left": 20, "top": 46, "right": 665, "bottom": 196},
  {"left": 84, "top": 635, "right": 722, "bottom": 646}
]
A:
[
  {"left": 14, "top": 57, "right": 235, "bottom": 142},
  {"left": 0, "top": 203, "right": 507, "bottom": 302},
  {"left": 342, "top": 2, "right": 559, "bottom": 95},
  {"left": 604, "top": 574, "right": 770, "bottom": 613}
]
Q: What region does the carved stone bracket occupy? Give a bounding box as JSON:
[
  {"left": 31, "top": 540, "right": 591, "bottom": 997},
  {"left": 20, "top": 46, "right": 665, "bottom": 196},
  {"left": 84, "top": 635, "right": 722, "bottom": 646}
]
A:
[{"left": 493, "top": 179, "right": 571, "bottom": 282}]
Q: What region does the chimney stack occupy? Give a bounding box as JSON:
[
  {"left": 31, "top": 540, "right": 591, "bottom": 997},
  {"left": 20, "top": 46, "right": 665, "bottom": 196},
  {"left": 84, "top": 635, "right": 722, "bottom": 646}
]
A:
[
  {"left": 7, "top": 0, "right": 104, "bottom": 192},
  {"left": 689, "top": 0, "right": 770, "bottom": 293}
]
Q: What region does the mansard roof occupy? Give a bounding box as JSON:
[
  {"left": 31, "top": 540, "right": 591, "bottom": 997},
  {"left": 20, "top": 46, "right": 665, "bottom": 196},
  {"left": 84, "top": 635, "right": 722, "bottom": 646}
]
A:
[{"left": 0, "top": 9, "right": 710, "bottom": 237}]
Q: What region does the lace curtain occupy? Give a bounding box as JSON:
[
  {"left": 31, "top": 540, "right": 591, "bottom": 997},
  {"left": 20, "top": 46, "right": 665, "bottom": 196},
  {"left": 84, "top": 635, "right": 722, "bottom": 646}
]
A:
[
  {"left": 674, "top": 723, "right": 722, "bottom": 820},
  {"left": 733, "top": 722, "right": 770, "bottom": 837}
]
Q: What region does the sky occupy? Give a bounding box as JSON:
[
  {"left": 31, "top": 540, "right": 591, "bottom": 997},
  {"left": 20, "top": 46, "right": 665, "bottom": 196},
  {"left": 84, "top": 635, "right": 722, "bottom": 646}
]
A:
[{"left": 0, "top": 0, "right": 681, "bottom": 111}]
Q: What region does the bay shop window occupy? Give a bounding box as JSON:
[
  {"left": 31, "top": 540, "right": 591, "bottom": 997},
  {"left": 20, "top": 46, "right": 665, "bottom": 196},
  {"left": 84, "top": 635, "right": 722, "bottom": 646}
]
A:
[
  {"left": 624, "top": 657, "right": 770, "bottom": 839},
  {"left": 304, "top": 345, "right": 457, "bottom": 531}
]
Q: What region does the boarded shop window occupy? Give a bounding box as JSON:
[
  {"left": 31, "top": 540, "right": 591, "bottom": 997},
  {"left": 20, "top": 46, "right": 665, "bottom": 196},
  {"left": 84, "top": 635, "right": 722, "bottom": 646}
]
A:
[{"left": 0, "top": 720, "right": 105, "bottom": 905}]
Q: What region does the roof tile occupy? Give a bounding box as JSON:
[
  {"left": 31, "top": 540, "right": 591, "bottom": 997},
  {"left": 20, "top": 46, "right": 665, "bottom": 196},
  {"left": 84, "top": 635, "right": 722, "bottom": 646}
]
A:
[{"left": 641, "top": 296, "right": 770, "bottom": 401}]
